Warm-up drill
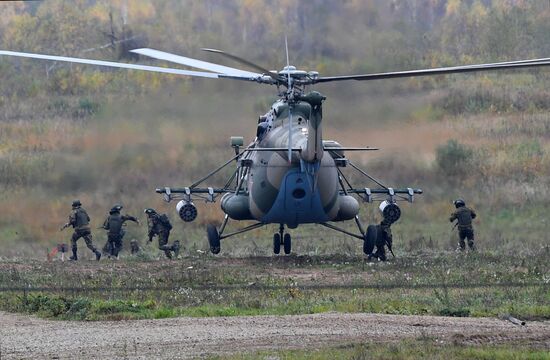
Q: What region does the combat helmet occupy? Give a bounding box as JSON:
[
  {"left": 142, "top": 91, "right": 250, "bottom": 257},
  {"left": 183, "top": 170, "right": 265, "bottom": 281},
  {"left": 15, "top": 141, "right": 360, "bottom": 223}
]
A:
[
  {"left": 110, "top": 204, "right": 123, "bottom": 213},
  {"left": 72, "top": 199, "right": 82, "bottom": 208},
  {"left": 144, "top": 208, "right": 157, "bottom": 215},
  {"left": 453, "top": 199, "right": 465, "bottom": 208}
]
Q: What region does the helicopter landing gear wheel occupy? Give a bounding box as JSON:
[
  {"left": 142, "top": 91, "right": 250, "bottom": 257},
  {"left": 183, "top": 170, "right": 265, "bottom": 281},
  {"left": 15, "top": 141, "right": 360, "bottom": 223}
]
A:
[
  {"left": 363, "top": 224, "right": 377, "bottom": 255},
  {"left": 273, "top": 233, "right": 281, "bottom": 254},
  {"left": 207, "top": 224, "right": 220, "bottom": 254},
  {"left": 283, "top": 233, "right": 292, "bottom": 255}
]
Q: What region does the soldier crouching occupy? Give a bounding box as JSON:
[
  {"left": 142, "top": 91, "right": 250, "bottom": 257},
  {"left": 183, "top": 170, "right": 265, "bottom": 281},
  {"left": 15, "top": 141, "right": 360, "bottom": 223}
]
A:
[
  {"left": 368, "top": 219, "right": 393, "bottom": 261},
  {"left": 144, "top": 208, "right": 180, "bottom": 259}
]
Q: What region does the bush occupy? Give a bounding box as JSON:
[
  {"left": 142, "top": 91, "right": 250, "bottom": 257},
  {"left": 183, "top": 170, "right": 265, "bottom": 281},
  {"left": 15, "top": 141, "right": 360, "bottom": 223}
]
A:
[
  {"left": 74, "top": 98, "right": 100, "bottom": 117},
  {"left": 438, "top": 307, "right": 471, "bottom": 317},
  {"left": 23, "top": 294, "right": 69, "bottom": 317},
  {"left": 435, "top": 139, "right": 474, "bottom": 177},
  {"left": 66, "top": 298, "right": 92, "bottom": 319}
]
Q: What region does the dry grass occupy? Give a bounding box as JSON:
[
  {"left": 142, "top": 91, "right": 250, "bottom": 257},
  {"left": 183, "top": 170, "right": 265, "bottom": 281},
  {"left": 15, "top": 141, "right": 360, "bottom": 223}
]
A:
[{"left": 0, "top": 85, "right": 549, "bottom": 256}]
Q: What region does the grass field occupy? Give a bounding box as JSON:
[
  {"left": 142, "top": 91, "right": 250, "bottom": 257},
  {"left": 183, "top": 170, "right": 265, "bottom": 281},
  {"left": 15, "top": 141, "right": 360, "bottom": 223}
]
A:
[{"left": 0, "top": 252, "right": 548, "bottom": 322}]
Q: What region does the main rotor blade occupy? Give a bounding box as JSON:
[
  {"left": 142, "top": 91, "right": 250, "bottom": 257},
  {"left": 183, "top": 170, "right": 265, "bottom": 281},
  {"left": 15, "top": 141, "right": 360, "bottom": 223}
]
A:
[
  {"left": 201, "top": 48, "right": 280, "bottom": 81},
  {"left": 315, "top": 58, "right": 550, "bottom": 83},
  {"left": 0, "top": 50, "right": 221, "bottom": 79},
  {"left": 131, "top": 48, "right": 261, "bottom": 78}
]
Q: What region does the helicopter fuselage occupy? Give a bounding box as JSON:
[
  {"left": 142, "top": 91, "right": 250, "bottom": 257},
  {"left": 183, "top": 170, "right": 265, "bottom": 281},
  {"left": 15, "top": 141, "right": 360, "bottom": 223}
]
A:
[{"left": 221, "top": 96, "right": 360, "bottom": 228}]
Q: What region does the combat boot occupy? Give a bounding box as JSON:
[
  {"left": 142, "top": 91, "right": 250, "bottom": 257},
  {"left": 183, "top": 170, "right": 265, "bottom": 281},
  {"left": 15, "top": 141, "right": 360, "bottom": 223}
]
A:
[
  {"left": 69, "top": 249, "right": 78, "bottom": 261},
  {"left": 375, "top": 248, "right": 387, "bottom": 262},
  {"left": 95, "top": 251, "right": 102, "bottom": 261},
  {"left": 173, "top": 240, "right": 180, "bottom": 258}
]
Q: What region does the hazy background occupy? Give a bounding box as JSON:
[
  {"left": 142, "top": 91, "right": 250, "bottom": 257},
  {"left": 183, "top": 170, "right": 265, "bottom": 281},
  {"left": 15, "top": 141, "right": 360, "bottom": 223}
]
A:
[{"left": 0, "top": 0, "right": 549, "bottom": 258}]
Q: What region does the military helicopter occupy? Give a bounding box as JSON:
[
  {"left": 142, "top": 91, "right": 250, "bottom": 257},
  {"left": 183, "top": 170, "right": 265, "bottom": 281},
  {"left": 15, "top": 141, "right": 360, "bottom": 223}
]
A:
[{"left": 2, "top": 45, "right": 550, "bottom": 256}]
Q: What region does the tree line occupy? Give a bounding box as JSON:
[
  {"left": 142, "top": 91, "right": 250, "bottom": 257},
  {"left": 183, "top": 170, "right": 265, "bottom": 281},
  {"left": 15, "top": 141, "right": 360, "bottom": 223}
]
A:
[{"left": 1, "top": 0, "right": 550, "bottom": 98}]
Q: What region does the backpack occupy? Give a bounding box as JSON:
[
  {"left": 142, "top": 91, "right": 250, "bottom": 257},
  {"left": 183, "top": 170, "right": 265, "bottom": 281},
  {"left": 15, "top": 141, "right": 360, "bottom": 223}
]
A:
[
  {"left": 75, "top": 208, "right": 90, "bottom": 227},
  {"left": 159, "top": 214, "right": 173, "bottom": 231}
]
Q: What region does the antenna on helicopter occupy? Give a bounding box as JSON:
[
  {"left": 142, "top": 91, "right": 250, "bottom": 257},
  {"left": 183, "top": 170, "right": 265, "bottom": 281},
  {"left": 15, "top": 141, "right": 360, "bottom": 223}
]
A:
[{"left": 285, "top": 35, "right": 293, "bottom": 163}]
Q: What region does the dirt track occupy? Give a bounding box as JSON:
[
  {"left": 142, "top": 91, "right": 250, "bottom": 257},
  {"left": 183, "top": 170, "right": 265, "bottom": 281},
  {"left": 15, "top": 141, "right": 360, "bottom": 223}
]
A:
[{"left": 0, "top": 311, "right": 549, "bottom": 359}]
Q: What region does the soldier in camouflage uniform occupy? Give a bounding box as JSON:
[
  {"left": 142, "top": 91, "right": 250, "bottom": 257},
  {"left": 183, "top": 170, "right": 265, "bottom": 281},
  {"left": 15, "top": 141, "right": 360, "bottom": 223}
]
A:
[
  {"left": 369, "top": 219, "right": 393, "bottom": 261},
  {"left": 450, "top": 199, "right": 477, "bottom": 251},
  {"left": 101, "top": 204, "right": 139, "bottom": 258},
  {"left": 144, "top": 208, "right": 180, "bottom": 259},
  {"left": 130, "top": 239, "right": 141, "bottom": 255},
  {"left": 60, "top": 200, "right": 101, "bottom": 261}
]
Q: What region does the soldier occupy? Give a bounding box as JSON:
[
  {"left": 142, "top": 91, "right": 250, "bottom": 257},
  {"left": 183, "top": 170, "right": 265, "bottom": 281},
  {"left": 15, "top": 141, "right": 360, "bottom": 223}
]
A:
[
  {"left": 129, "top": 239, "right": 141, "bottom": 255},
  {"left": 60, "top": 200, "right": 101, "bottom": 261},
  {"left": 369, "top": 219, "right": 393, "bottom": 261},
  {"left": 450, "top": 199, "right": 477, "bottom": 251},
  {"left": 101, "top": 204, "right": 139, "bottom": 258},
  {"left": 144, "top": 208, "right": 180, "bottom": 259}
]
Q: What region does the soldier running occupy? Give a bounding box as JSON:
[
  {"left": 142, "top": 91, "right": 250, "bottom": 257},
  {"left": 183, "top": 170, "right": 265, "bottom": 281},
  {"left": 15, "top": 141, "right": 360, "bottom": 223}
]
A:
[
  {"left": 450, "top": 198, "right": 477, "bottom": 251},
  {"left": 144, "top": 208, "right": 180, "bottom": 259},
  {"left": 101, "top": 204, "right": 139, "bottom": 258},
  {"left": 60, "top": 200, "right": 101, "bottom": 261}
]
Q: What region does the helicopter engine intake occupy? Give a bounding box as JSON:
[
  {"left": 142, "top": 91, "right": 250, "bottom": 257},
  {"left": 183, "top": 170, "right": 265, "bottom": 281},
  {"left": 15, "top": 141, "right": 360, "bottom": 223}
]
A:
[
  {"left": 333, "top": 195, "right": 359, "bottom": 221},
  {"left": 176, "top": 200, "right": 198, "bottom": 222}
]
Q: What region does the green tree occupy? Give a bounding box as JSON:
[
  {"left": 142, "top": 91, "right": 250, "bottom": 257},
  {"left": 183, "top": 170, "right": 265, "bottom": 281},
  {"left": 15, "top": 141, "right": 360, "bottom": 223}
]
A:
[{"left": 435, "top": 139, "right": 474, "bottom": 177}]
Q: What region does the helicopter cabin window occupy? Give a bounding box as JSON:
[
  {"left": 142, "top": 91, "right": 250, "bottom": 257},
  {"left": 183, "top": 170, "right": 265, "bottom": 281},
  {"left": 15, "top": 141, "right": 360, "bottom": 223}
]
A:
[
  {"left": 256, "top": 122, "right": 268, "bottom": 139},
  {"left": 257, "top": 112, "right": 274, "bottom": 140}
]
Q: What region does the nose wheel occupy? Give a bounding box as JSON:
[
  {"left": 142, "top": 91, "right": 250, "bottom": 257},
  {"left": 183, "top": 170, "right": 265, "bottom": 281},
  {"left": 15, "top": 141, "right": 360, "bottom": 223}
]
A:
[
  {"left": 283, "top": 233, "right": 291, "bottom": 254},
  {"left": 273, "top": 233, "right": 281, "bottom": 254},
  {"left": 273, "top": 224, "right": 291, "bottom": 255},
  {"left": 363, "top": 224, "right": 377, "bottom": 255}
]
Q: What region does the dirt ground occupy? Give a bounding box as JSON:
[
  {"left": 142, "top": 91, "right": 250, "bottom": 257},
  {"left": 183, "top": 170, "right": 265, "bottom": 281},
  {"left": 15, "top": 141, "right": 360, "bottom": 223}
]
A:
[{"left": 0, "top": 311, "right": 549, "bottom": 359}]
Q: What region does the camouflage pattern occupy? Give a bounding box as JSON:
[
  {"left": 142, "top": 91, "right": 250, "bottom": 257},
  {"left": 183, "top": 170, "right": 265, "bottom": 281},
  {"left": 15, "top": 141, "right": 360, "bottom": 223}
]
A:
[
  {"left": 130, "top": 239, "right": 140, "bottom": 254},
  {"left": 146, "top": 212, "right": 177, "bottom": 259},
  {"left": 450, "top": 206, "right": 477, "bottom": 251},
  {"left": 101, "top": 212, "right": 139, "bottom": 257},
  {"left": 64, "top": 205, "right": 100, "bottom": 260},
  {"left": 70, "top": 207, "right": 91, "bottom": 231},
  {"left": 71, "top": 229, "right": 97, "bottom": 256},
  {"left": 157, "top": 231, "right": 173, "bottom": 259}
]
